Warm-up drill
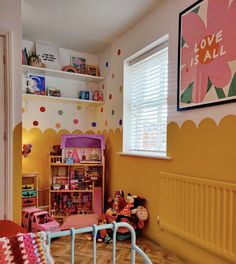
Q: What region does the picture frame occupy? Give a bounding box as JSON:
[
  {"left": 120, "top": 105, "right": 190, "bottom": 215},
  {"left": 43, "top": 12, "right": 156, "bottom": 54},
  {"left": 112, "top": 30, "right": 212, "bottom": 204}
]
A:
[
  {"left": 70, "top": 56, "right": 86, "bottom": 74},
  {"left": 177, "top": 0, "right": 236, "bottom": 111},
  {"left": 47, "top": 88, "right": 61, "bottom": 97},
  {"left": 86, "top": 65, "right": 99, "bottom": 76}
]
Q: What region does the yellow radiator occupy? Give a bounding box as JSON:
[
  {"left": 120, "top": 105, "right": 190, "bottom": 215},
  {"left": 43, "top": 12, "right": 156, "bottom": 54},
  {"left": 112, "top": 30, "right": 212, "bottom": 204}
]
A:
[{"left": 159, "top": 172, "right": 236, "bottom": 263}]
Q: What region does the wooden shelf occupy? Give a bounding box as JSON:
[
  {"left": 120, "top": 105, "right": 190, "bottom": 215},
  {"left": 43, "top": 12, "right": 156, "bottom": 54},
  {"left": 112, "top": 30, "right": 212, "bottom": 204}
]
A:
[
  {"left": 22, "top": 93, "right": 104, "bottom": 106},
  {"left": 50, "top": 163, "right": 103, "bottom": 167},
  {"left": 50, "top": 190, "right": 93, "bottom": 193},
  {"left": 22, "top": 64, "right": 105, "bottom": 83}
]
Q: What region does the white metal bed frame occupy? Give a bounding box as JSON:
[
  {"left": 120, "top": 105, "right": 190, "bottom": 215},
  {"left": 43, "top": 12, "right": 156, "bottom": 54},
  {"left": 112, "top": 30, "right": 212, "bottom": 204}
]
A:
[{"left": 47, "top": 222, "right": 152, "bottom": 264}]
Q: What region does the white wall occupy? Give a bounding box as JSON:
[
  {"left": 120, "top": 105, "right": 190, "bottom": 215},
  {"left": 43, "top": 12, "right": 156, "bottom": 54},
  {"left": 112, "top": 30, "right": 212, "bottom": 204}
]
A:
[{"left": 97, "top": 0, "right": 236, "bottom": 131}]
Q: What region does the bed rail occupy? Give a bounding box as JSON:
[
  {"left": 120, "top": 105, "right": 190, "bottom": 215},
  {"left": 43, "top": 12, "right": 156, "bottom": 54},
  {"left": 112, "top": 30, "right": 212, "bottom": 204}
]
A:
[{"left": 47, "top": 221, "right": 152, "bottom": 264}]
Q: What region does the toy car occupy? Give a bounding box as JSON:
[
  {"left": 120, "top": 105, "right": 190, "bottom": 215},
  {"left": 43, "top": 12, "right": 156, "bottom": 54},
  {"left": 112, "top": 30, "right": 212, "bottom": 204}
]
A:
[
  {"left": 31, "top": 211, "right": 60, "bottom": 232},
  {"left": 22, "top": 207, "right": 43, "bottom": 232}
]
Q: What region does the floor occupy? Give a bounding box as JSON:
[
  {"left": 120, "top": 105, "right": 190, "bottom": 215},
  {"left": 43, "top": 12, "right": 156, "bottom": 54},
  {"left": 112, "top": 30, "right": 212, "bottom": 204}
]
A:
[{"left": 50, "top": 234, "right": 185, "bottom": 264}]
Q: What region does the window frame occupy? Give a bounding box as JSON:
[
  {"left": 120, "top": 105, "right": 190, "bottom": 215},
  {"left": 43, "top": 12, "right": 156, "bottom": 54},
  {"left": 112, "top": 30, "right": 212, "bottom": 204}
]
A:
[{"left": 122, "top": 35, "right": 171, "bottom": 160}]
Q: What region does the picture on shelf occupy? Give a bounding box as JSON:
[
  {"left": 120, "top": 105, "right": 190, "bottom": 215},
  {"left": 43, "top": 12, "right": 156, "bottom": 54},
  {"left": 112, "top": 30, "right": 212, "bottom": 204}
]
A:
[
  {"left": 27, "top": 75, "right": 46, "bottom": 95},
  {"left": 47, "top": 88, "right": 61, "bottom": 97},
  {"left": 36, "top": 42, "right": 60, "bottom": 70},
  {"left": 86, "top": 65, "right": 99, "bottom": 76},
  {"left": 70, "top": 56, "right": 86, "bottom": 74}
]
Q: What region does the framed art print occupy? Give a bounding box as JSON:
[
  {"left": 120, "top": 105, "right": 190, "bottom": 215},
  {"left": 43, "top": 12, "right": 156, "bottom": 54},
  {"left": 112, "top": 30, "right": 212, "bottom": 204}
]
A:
[{"left": 177, "top": 0, "right": 236, "bottom": 110}]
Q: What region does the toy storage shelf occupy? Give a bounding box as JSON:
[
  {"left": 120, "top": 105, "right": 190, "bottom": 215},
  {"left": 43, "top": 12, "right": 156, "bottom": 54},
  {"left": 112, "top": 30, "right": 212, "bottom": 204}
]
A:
[
  {"left": 22, "top": 65, "right": 105, "bottom": 83},
  {"left": 22, "top": 172, "right": 38, "bottom": 208},
  {"left": 50, "top": 190, "right": 94, "bottom": 193},
  {"left": 22, "top": 93, "right": 104, "bottom": 106}
]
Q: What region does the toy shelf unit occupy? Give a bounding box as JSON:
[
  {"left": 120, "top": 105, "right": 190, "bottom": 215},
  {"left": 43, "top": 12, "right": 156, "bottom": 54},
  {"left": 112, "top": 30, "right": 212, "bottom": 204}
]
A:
[
  {"left": 22, "top": 65, "right": 105, "bottom": 106},
  {"left": 22, "top": 172, "right": 38, "bottom": 208},
  {"left": 49, "top": 134, "right": 105, "bottom": 220}
]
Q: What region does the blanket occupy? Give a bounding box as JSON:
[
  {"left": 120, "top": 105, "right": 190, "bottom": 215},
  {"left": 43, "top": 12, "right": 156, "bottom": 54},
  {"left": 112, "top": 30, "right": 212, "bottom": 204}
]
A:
[{"left": 0, "top": 232, "right": 53, "bottom": 264}]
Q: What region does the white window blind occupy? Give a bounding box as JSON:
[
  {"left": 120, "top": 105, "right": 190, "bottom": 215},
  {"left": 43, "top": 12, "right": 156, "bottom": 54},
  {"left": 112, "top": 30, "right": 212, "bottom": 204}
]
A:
[{"left": 124, "top": 43, "right": 168, "bottom": 157}]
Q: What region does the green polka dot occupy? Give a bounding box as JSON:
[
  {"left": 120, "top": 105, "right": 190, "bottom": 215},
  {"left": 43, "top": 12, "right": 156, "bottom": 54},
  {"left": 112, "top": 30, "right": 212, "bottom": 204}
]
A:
[
  {"left": 58, "top": 110, "right": 63, "bottom": 115},
  {"left": 77, "top": 105, "right": 82, "bottom": 110},
  {"left": 112, "top": 109, "right": 115, "bottom": 115},
  {"left": 119, "top": 85, "right": 123, "bottom": 92}
]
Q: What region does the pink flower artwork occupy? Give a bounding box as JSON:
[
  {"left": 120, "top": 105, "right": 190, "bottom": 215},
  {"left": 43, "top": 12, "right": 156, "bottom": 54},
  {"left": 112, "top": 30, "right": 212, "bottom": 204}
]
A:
[{"left": 179, "top": 0, "right": 236, "bottom": 109}]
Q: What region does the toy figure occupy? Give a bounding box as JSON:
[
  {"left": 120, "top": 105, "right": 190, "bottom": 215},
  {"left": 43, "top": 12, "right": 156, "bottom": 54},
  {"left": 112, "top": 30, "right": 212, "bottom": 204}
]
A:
[
  {"left": 50, "top": 145, "right": 62, "bottom": 156},
  {"left": 97, "top": 214, "right": 112, "bottom": 243},
  {"left": 22, "top": 144, "right": 32, "bottom": 157}
]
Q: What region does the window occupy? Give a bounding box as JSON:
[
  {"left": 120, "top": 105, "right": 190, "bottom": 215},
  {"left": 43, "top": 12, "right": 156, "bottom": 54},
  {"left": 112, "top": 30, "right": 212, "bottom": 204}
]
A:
[{"left": 123, "top": 37, "right": 168, "bottom": 158}]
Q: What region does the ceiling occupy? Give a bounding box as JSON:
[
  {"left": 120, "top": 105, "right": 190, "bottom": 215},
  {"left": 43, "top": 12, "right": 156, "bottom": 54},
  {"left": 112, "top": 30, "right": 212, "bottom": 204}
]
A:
[{"left": 22, "top": 0, "right": 162, "bottom": 54}]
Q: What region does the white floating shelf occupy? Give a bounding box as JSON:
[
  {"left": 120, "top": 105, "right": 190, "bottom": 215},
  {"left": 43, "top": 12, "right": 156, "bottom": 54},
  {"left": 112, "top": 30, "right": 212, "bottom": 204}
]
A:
[
  {"left": 22, "top": 65, "right": 105, "bottom": 83},
  {"left": 22, "top": 93, "right": 104, "bottom": 106}
]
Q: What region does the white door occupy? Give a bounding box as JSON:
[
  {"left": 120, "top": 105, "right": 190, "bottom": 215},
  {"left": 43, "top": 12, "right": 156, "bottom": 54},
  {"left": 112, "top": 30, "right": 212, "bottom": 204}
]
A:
[{"left": 0, "top": 36, "right": 5, "bottom": 219}]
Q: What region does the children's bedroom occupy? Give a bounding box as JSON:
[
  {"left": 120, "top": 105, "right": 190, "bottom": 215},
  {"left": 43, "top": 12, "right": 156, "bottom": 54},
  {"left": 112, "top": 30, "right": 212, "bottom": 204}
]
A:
[{"left": 0, "top": 0, "right": 236, "bottom": 263}]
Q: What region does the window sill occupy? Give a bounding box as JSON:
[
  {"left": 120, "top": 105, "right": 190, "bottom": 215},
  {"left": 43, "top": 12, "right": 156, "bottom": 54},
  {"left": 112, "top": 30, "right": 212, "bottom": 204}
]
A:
[{"left": 117, "top": 152, "right": 172, "bottom": 160}]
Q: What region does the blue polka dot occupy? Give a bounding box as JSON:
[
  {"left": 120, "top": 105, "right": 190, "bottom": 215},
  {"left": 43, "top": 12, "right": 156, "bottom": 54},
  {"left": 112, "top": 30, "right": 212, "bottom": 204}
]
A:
[
  {"left": 92, "top": 122, "right": 97, "bottom": 127},
  {"left": 105, "top": 61, "right": 109, "bottom": 68}
]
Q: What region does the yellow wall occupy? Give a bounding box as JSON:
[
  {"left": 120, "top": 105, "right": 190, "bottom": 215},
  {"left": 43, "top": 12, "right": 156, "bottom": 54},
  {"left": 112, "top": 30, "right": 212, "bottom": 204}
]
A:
[{"left": 103, "top": 116, "right": 236, "bottom": 264}]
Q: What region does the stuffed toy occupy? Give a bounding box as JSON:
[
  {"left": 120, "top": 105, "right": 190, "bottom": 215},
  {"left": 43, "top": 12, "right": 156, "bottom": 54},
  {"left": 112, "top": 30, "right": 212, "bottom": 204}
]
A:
[
  {"left": 132, "top": 205, "right": 149, "bottom": 229},
  {"left": 97, "top": 214, "right": 112, "bottom": 243},
  {"left": 22, "top": 144, "right": 32, "bottom": 158}
]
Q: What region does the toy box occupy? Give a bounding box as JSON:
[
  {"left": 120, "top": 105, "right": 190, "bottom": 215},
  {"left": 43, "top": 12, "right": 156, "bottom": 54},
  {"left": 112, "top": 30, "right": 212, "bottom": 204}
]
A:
[{"left": 22, "top": 197, "right": 37, "bottom": 207}]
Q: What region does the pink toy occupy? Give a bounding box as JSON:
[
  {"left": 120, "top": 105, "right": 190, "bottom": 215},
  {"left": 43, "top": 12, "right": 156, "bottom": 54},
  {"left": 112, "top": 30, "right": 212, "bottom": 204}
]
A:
[
  {"left": 22, "top": 207, "right": 43, "bottom": 232},
  {"left": 31, "top": 210, "right": 60, "bottom": 232}
]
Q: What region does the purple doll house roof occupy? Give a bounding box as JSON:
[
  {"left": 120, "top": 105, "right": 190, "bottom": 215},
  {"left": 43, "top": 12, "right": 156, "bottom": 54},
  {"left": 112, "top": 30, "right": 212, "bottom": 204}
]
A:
[{"left": 61, "top": 134, "right": 105, "bottom": 150}]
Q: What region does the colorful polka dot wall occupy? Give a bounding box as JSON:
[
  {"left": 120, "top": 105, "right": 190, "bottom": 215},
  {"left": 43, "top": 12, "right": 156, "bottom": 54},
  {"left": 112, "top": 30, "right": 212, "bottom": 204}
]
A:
[
  {"left": 73, "top": 119, "right": 79, "bottom": 125},
  {"left": 119, "top": 119, "right": 122, "bottom": 126},
  {"left": 112, "top": 73, "right": 115, "bottom": 79},
  {"left": 109, "top": 94, "right": 112, "bottom": 100},
  {"left": 33, "top": 120, "right": 38, "bottom": 126},
  {"left": 117, "top": 49, "right": 121, "bottom": 56},
  {"left": 92, "top": 122, "right": 96, "bottom": 127},
  {"left": 58, "top": 110, "right": 63, "bottom": 115},
  {"left": 55, "top": 123, "right": 61, "bottom": 129},
  {"left": 40, "top": 106, "right": 46, "bottom": 112},
  {"left": 105, "top": 61, "right": 109, "bottom": 68}
]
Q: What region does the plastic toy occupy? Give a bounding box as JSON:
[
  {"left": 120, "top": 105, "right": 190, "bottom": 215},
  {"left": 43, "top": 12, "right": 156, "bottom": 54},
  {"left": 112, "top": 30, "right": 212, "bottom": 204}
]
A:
[
  {"left": 96, "top": 214, "right": 112, "bottom": 243},
  {"left": 31, "top": 210, "right": 60, "bottom": 232},
  {"left": 22, "top": 207, "right": 43, "bottom": 232}
]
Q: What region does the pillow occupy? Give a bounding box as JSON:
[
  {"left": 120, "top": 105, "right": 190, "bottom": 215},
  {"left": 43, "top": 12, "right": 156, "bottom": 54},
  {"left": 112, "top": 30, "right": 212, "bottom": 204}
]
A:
[{"left": 60, "top": 214, "right": 98, "bottom": 230}]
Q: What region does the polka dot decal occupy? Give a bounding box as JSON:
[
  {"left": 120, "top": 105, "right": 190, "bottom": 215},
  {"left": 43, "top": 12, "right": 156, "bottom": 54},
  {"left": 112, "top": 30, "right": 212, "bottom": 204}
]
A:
[
  {"left": 119, "top": 85, "right": 123, "bottom": 92},
  {"left": 119, "top": 119, "right": 122, "bottom": 126},
  {"left": 77, "top": 105, "right": 81, "bottom": 111},
  {"left": 112, "top": 73, "right": 115, "bottom": 79},
  {"left": 58, "top": 110, "right": 63, "bottom": 115},
  {"left": 33, "top": 121, "right": 38, "bottom": 126},
  {"left": 117, "top": 49, "right": 121, "bottom": 56},
  {"left": 105, "top": 120, "right": 108, "bottom": 126},
  {"left": 22, "top": 108, "right": 25, "bottom": 113},
  {"left": 92, "top": 122, "right": 97, "bottom": 127},
  {"left": 101, "top": 107, "right": 103, "bottom": 113},
  {"left": 105, "top": 61, "right": 109, "bottom": 68},
  {"left": 73, "top": 119, "right": 78, "bottom": 124},
  {"left": 112, "top": 109, "right": 115, "bottom": 115},
  {"left": 40, "top": 106, "right": 46, "bottom": 112},
  {"left": 109, "top": 94, "right": 112, "bottom": 100},
  {"left": 55, "top": 123, "right": 61, "bottom": 129},
  {"left": 102, "top": 84, "right": 105, "bottom": 89}
]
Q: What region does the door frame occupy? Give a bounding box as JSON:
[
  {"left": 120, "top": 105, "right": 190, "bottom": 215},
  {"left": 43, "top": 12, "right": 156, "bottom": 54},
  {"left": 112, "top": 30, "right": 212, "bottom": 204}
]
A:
[{"left": 0, "top": 30, "right": 12, "bottom": 219}]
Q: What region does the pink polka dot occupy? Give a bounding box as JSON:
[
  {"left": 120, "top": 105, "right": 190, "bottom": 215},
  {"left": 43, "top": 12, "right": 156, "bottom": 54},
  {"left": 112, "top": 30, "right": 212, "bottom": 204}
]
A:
[
  {"left": 40, "top": 106, "right": 46, "bottom": 112},
  {"left": 55, "top": 123, "right": 61, "bottom": 129},
  {"left": 73, "top": 119, "right": 78, "bottom": 124},
  {"left": 109, "top": 94, "right": 112, "bottom": 100},
  {"left": 112, "top": 73, "right": 115, "bottom": 79},
  {"left": 105, "top": 120, "right": 108, "bottom": 126},
  {"left": 102, "top": 84, "right": 105, "bottom": 89}
]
